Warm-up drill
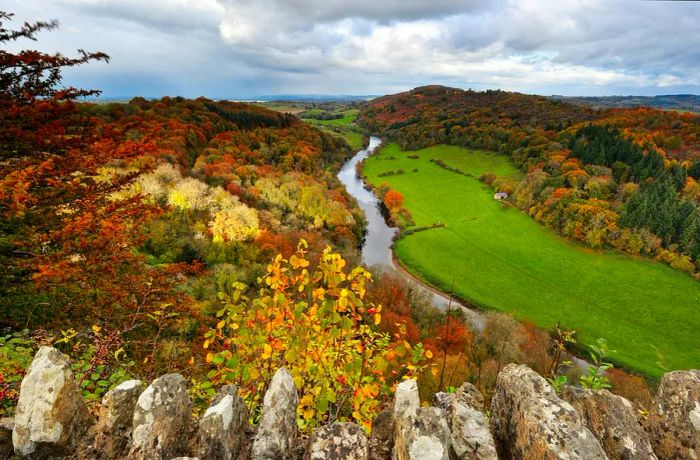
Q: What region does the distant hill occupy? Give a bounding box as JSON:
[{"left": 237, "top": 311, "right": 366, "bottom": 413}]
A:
[
  {"left": 247, "top": 94, "right": 378, "bottom": 102},
  {"left": 551, "top": 94, "right": 700, "bottom": 113},
  {"left": 357, "top": 85, "right": 600, "bottom": 166},
  {"left": 358, "top": 85, "right": 700, "bottom": 162}
]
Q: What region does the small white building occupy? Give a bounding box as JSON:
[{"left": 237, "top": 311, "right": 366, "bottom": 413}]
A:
[{"left": 494, "top": 192, "right": 509, "bottom": 201}]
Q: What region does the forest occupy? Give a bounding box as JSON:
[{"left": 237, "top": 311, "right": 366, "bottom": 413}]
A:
[{"left": 0, "top": 11, "right": 676, "bottom": 433}]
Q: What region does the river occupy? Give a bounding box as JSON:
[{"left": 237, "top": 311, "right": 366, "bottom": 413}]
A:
[
  {"left": 338, "top": 137, "right": 594, "bottom": 369},
  {"left": 337, "top": 136, "right": 485, "bottom": 327}
]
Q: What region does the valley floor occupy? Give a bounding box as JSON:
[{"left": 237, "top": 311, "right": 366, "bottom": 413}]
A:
[{"left": 363, "top": 143, "right": 700, "bottom": 377}]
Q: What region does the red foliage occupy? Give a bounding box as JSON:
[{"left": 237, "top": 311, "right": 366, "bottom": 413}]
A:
[
  {"left": 431, "top": 320, "right": 472, "bottom": 355},
  {"left": 384, "top": 189, "right": 404, "bottom": 211},
  {"left": 380, "top": 310, "right": 421, "bottom": 344}
]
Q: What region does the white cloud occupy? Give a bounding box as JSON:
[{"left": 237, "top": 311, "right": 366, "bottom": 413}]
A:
[{"left": 3, "top": 0, "right": 700, "bottom": 96}]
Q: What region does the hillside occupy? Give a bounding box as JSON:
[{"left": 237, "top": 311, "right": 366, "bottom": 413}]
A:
[
  {"left": 3, "top": 15, "right": 669, "bottom": 434},
  {"left": 357, "top": 85, "right": 600, "bottom": 168},
  {"left": 359, "top": 85, "right": 700, "bottom": 163},
  {"left": 5, "top": 5, "right": 700, "bottom": 452},
  {"left": 358, "top": 86, "right": 700, "bottom": 275}
]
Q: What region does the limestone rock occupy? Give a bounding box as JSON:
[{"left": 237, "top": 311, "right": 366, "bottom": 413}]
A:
[
  {"left": 368, "top": 409, "right": 394, "bottom": 460},
  {"left": 1, "top": 418, "right": 14, "bottom": 459},
  {"left": 434, "top": 383, "right": 497, "bottom": 460},
  {"left": 490, "top": 363, "right": 607, "bottom": 459},
  {"left": 306, "top": 422, "right": 368, "bottom": 459},
  {"left": 91, "top": 379, "right": 145, "bottom": 459},
  {"left": 210, "top": 384, "right": 238, "bottom": 406},
  {"left": 393, "top": 380, "right": 450, "bottom": 460},
  {"left": 251, "top": 368, "right": 299, "bottom": 460},
  {"left": 393, "top": 380, "right": 419, "bottom": 422},
  {"left": 645, "top": 369, "right": 700, "bottom": 459},
  {"left": 12, "top": 346, "right": 93, "bottom": 458},
  {"left": 431, "top": 392, "right": 453, "bottom": 413},
  {"left": 129, "top": 373, "right": 193, "bottom": 460},
  {"left": 197, "top": 387, "right": 249, "bottom": 460},
  {"left": 563, "top": 386, "right": 656, "bottom": 459},
  {"left": 395, "top": 407, "right": 450, "bottom": 460}
]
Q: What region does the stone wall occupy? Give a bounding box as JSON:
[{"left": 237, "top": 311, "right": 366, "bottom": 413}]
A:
[{"left": 2, "top": 346, "right": 698, "bottom": 459}]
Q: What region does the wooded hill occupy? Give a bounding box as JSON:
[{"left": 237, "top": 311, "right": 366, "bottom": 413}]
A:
[{"left": 358, "top": 85, "right": 700, "bottom": 275}]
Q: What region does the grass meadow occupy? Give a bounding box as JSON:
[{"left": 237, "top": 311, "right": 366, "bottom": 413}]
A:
[
  {"left": 363, "top": 143, "right": 700, "bottom": 377},
  {"left": 302, "top": 110, "right": 364, "bottom": 150}
]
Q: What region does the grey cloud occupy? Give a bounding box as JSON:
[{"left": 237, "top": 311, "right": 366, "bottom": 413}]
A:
[
  {"left": 57, "top": 0, "right": 223, "bottom": 33},
  {"left": 3, "top": 0, "right": 700, "bottom": 97},
  {"left": 218, "top": 0, "right": 498, "bottom": 24}
]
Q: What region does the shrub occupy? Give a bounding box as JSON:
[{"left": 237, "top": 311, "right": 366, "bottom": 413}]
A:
[{"left": 204, "top": 242, "right": 431, "bottom": 431}]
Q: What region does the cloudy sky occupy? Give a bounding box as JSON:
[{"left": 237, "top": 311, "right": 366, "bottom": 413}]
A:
[{"left": 4, "top": 0, "right": 700, "bottom": 98}]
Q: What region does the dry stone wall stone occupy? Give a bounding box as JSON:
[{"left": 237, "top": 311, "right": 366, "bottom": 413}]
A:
[
  {"left": 12, "top": 346, "right": 93, "bottom": 459},
  {"left": 490, "top": 363, "right": 607, "bottom": 459}
]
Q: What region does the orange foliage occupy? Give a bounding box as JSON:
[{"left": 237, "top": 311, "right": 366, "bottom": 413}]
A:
[{"left": 384, "top": 189, "right": 404, "bottom": 211}]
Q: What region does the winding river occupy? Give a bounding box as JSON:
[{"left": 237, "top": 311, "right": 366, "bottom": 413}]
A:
[
  {"left": 338, "top": 136, "right": 594, "bottom": 369},
  {"left": 337, "top": 136, "right": 484, "bottom": 327}
]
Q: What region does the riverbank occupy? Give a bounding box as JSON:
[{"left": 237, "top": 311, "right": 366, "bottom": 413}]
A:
[
  {"left": 338, "top": 137, "right": 484, "bottom": 321},
  {"left": 339, "top": 137, "right": 589, "bottom": 371},
  {"left": 390, "top": 251, "right": 485, "bottom": 328}
]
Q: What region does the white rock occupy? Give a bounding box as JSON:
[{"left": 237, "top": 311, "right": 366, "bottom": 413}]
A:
[
  {"left": 490, "top": 364, "right": 607, "bottom": 459},
  {"left": 251, "top": 368, "right": 299, "bottom": 460},
  {"left": 12, "top": 346, "right": 92, "bottom": 458},
  {"left": 435, "top": 383, "right": 498, "bottom": 460},
  {"left": 393, "top": 379, "right": 449, "bottom": 460},
  {"left": 129, "top": 373, "right": 193, "bottom": 460},
  {"left": 92, "top": 379, "right": 145, "bottom": 459},
  {"left": 307, "top": 422, "right": 368, "bottom": 459},
  {"left": 197, "top": 387, "right": 249, "bottom": 460}
]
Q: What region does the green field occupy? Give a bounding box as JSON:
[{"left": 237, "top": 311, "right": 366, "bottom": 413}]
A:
[
  {"left": 363, "top": 143, "right": 700, "bottom": 377},
  {"left": 252, "top": 102, "right": 305, "bottom": 115},
  {"left": 302, "top": 109, "right": 364, "bottom": 150}
]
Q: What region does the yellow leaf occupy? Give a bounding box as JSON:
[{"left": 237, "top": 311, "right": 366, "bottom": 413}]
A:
[
  {"left": 430, "top": 366, "right": 439, "bottom": 377},
  {"left": 205, "top": 352, "right": 213, "bottom": 363},
  {"left": 293, "top": 375, "right": 304, "bottom": 388},
  {"left": 91, "top": 324, "right": 101, "bottom": 335},
  {"left": 203, "top": 339, "right": 210, "bottom": 349},
  {"left": 231, "top": 323, "right": 240, "bottom": 330},
  {"left": 425, "top": 350, "right": 433, "bottom": 359},
  {"left": 374, "top": 313, "right": 381, "bottom": 325},
  {"left": 217, "top": 320, "right": 226, "bottom": 330},
  {"left": 290, "top": 254, "right": 309, "bottom": 268},
  {"left": 262, "top": 344, "right": 272, "bottom": 359}
]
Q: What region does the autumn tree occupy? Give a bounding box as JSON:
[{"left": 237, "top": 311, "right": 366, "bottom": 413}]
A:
[
  {"left": 0, "top": 11, "right": 109, "bottom": 159},
  {"left": 0, "top": 11, "right": 195, "bottom": 355},
  {"left": 384, "top": 189, "right": 404, "bottom": 212}
]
